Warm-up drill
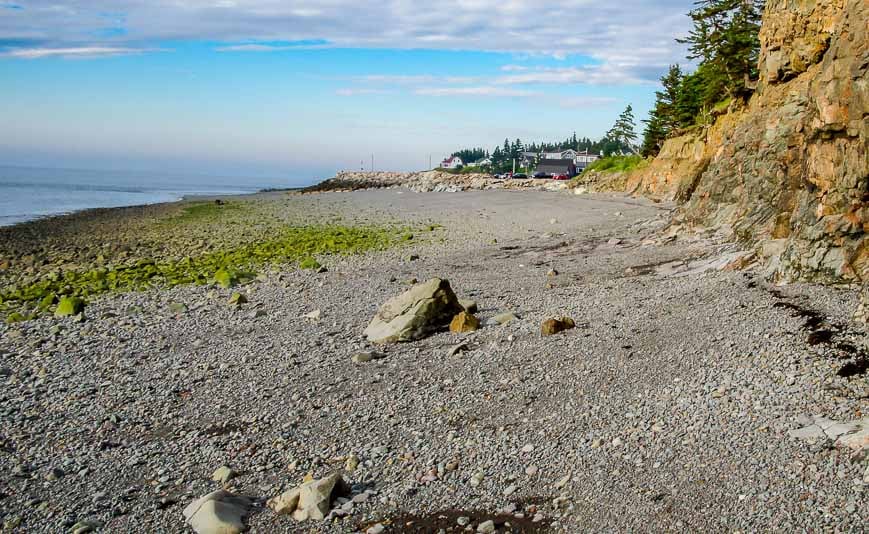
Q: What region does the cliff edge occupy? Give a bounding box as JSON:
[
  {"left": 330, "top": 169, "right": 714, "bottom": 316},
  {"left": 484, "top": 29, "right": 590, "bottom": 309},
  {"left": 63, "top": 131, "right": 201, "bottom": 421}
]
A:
[{"left": 627, "top": 0, "right": 867, "bottom": 284}]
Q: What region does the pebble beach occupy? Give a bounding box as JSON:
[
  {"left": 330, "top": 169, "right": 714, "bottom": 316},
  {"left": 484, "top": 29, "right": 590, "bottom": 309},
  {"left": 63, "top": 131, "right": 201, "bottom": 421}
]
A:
[{"left": 1, "top": 187, "right": 867, "bottom": 533}]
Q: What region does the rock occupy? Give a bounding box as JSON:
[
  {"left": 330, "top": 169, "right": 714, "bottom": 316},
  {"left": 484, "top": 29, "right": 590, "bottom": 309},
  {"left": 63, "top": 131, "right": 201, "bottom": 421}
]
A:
[
  {"left": 448, "top": 343, "right": 470, "bottom": 356},
  {"left": 55, "top": 297, "right": 85, "bottom": 317},
  {"left": 503, "top": 484, "right": 517, "bottom": 496},
  {"left": 549, "top": 218, "right": 558, "bottom": 225},
  {"left": 168, "top": 302, "right": 188, "bottom": 314},
  {"left": 363, "top": 278, "right": 463, "bottom": 343},
  {"left": 303, "top": 309, "right": 321, "bottom": 321},
  {"left": 366, "top": 524, "right": 385, "bottom": 534},
  {"left": 267, "top": 471, "right": 345, "bottom": 522},
  {"left": 213, "top": 270, "right": 234, "bottom": 289},
  {"left": 547, "top": 269, "right": 558, "bottom": 277},
  {"left": 486, "top": 312, "right": 518, "bottom": 326},
  {"left": 227, "top": 293, "right": 247, "bottom": 307},
  {"left": 70, "top": 519, "right": 103, "bottom": 534},
  {"left": 477, "top": 520, "right": 496, "bottom": 533},
  {"left": 352, "top": 351, "right": 386, "bottom": 364},
  {"left": 470, "top": 472, "right": 484, "bottom": 487},
  {"left": 449, "top": 311, "right": 480, "bottom": 333},
  {"left": 541, "top": 317, "right": 575, "bottom": 336},
  {"left": 46, "top": 467, "right": 65, "bottom": 481},
  {"left": 607, "top": 238, "right": 622, "bottom": 246},
  {"left": 457, "top": 516, "right": 471, "bottom": 526},
  {"left": 345, "top": 454, "right": 359, "bottom": 472},
  {"left": 525, "top": 465, "right": 539, "bottom": 476},
  {"left": 212, "top": 465, "right": 237, "bottom": 484},
  {"left": 521, "top": 444, "right": 534, "bottom": 453},
  {"left": 183, "top": 490, "right": 252, "bottom": 534},
  {"left": 459, "top": 299, "right": 478, "bottom": 314}
]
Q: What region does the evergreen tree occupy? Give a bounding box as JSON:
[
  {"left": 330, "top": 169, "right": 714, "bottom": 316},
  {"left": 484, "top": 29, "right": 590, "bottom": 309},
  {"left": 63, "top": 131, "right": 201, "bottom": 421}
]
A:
[
  {"left": 678, "top": 0, "right": 763, "bottom": 105},
  {"left": 641, "top": 65, "right": 685, "bottom": 157},
  {"left": 606, "top": 105, "right": 639, "bottom": 154}
]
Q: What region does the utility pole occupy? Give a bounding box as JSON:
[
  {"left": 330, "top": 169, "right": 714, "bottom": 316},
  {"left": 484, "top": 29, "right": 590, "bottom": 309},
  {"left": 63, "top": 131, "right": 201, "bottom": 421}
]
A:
[
  {"left": 428, "top": 154, "right": 432, "bottom": 170},
  {"left": 371, "top": 154, "right": 374, "bottom": 172}
]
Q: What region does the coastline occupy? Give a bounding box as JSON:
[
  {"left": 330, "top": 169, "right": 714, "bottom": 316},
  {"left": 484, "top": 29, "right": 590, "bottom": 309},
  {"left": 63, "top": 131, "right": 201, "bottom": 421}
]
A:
[{"left": 0, "top": 187, "right": 866, "bottom": 532}]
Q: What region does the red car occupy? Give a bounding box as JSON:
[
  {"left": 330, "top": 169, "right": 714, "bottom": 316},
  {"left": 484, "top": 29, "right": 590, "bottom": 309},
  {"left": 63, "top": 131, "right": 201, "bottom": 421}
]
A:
[{"left": 552, "top": 173, "right": 569, "bottom": 180}]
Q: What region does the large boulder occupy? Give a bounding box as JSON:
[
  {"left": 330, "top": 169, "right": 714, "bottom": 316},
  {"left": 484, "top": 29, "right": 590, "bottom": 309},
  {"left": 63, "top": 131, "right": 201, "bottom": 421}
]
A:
[
  {"left": 267, "top": 471, "right": 345, "bottom": 521},
  {"left": 183, "top": 490, "right": 252, "bottom": 534},
  {"left": 364, "top": 278, "right": 463, "bottom": 343}
]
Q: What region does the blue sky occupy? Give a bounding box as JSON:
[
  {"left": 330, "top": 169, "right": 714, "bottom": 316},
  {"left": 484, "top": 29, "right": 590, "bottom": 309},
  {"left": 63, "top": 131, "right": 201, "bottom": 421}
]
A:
[{"left": 0, "top": 1, "right": 696, "bottom": 182}]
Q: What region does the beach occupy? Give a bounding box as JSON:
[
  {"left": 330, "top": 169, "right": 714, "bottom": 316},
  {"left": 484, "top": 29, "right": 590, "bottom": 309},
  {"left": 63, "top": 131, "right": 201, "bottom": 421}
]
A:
[{"left": 0, "top": 187, "right": 867, "bottom": 533}]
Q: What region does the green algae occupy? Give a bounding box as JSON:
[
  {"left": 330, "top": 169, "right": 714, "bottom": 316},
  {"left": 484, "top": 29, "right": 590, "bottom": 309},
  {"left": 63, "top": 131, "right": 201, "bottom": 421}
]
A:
[
  {"left": 0, "top": 224, "right": 404, "bottom": 317},
  {"left": 54, "top": 296, "right": 85, "bottom": 317}
]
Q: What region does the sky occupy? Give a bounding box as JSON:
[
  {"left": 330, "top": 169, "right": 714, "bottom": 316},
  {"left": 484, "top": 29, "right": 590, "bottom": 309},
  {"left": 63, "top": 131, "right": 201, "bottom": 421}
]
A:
[{"left": 0, "top": 1, "right": 697, "bottom": 182}]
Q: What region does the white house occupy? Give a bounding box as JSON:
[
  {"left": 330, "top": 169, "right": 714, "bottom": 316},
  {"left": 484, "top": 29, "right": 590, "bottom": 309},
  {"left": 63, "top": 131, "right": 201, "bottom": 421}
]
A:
[
  {"left": 467, "top": 157, "right": 491, "bottom": 167},
  {"left": 543, "top": 149, "right": 577, "bottom": 161},
  {"left": 440, "top": 156, "right": 464, "bottom": 169},
  {"left": 574, "top": 150, "right": 600, "bottom": 169}
]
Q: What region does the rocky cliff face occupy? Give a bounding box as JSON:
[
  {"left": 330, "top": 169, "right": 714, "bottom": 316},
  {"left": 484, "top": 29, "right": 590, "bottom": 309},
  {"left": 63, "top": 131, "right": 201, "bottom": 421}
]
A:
[{"left": 631, "top": 0, "right": 868, "bottom": 284}]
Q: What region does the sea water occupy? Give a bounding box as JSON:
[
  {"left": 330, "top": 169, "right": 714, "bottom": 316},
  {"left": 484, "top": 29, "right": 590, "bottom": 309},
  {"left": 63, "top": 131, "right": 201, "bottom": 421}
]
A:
[{"left": 0, "top": 165, "right": 310, "bottom": 226}]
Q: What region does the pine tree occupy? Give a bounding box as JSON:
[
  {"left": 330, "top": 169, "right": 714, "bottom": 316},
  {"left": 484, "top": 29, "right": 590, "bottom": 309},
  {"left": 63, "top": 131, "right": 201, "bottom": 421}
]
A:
[{"left": 606, "top": 105, "right": 639, "bottom": 154}]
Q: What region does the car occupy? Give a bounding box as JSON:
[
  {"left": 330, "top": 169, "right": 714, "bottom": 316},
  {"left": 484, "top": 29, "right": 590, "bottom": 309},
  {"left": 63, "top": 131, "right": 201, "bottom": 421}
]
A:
[
  {"left": 552, "top": 173, "right": 569, "bottom": 180},
  {"left": 512, "top": 173, "right": 528, "bottom": 179},
  {"left": 532, "top": 171, "right": 550, "bottom": 179}
]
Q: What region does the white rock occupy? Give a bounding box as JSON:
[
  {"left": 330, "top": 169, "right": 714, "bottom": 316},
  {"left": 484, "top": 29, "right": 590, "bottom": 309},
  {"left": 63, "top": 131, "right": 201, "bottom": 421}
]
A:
[{"left": 183, "top": 490, "right": 251, "bottom": 534}]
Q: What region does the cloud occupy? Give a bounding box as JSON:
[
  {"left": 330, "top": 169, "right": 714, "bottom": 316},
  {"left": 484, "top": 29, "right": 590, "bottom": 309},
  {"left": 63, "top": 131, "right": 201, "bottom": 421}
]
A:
[
  {"left": 335, "top": 88, "right": 391, "bottom": 96},
  {"left": 414, "top": 86, "right": 539, "bottom": 98},
  {"left": 0, "top": 46, "right": 161, "bottom": 59},
  {"left": 215, "top": 39, "right": 330, "bottom": 52},
  {"left": 494, "top": 64, "right": 656, "bottom": 86},
  {"left": 0, "top": 1, "right": 694, "bottom": 72}
]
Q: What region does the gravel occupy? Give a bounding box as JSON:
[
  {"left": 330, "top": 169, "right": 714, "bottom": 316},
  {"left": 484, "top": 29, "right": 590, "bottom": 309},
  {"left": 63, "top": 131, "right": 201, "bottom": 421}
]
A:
[{"left": 0, "top": 188, "right": 866, "bottom": 533}]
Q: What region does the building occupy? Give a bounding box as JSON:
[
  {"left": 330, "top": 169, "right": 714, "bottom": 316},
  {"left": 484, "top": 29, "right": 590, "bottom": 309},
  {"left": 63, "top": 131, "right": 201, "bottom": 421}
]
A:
[
  {"left": 574, "top": 151, "right": 600, "bottom": 170},
  {"left": 536, "top": 159, "right": 577, "bottom": 177},
  {"left": 466, "top": 157, "right": 492, "bottom": 167},
  {"left": 543, "top": 149, "right": 577, "bottom": 161},
  {"left": 440, "top": 156, "right": 463, "bottom": 169}
]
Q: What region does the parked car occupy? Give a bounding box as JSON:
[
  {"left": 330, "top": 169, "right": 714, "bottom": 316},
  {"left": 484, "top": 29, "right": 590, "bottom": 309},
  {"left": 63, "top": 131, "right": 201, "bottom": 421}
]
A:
[
  {"left": 532, "top": 171, "right": 550, "bottom": 179},
  {"left": 512, "top": 173, "right": 528, "bottom": 179},
  {"left": 552, "top": 173, "right": 569, "bottom": 180}
]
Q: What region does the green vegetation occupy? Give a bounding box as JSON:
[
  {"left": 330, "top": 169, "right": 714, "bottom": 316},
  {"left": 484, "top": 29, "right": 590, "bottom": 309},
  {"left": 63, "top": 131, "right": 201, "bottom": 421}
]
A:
[
  {"left": 0, "top": 224, "right": 406, "bottom": 318},
  {"left": 584, "top": 155, "right": 646, "bottom": 174},
  {"left": 161, "top": 200, "right": 244, "bottom": 226},
  {"left": 642, "top": 0, "right": 763, "bottom": 156},
  {"left": 605, "top": 105, "right": 639, "bottom": 155}
]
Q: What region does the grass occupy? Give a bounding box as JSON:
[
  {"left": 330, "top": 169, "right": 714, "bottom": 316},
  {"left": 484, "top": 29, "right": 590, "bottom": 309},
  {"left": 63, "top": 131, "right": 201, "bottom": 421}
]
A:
[
  {"left": 1, "top": 224, "right": 408, "bottom": 319},
  {"left": 583, "top": 155, "right": 646, "bottom": 174}
]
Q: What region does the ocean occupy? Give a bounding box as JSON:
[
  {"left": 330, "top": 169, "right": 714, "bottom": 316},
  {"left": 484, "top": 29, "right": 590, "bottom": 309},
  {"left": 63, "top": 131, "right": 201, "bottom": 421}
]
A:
[{"left": 0, "top": 165, "right": 313, "bottom": 227}]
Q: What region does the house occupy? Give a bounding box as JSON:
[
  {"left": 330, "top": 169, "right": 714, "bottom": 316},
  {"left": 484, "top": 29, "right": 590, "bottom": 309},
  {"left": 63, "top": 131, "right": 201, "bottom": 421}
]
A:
[
  {"left": 574, "top": 150, "right": 600, "bottom": 170},
  {"left": 467, "top": 157, "right": 492, "bottom": 167},
  {"left": 440, "top": 156, "right": 463, "bottom": 169},
  {"left": 536, "top": 158, "right": 577, "bottom": 177},
  {"left": 543, "top": 149, "right": 577, "bottom": 161},
  {"left": 520, "top": 151, "right": 538, "bottom": 167}
]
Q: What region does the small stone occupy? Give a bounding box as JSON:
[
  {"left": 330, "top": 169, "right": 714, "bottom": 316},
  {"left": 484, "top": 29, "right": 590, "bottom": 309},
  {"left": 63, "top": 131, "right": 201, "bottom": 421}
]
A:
[
  {"left": 367, "top": 524, "right": 385, "bottom": 534},
  {"left": 168, "top": 302, "right": 188, "bottom": 314},
  {"left": 525, "top": 465, "right": 539, "bottom": 476},
  {"left": 541, "top": 317, "right": 575, "bottom": 336},
  {"left": 352, "top": 351, "right": 386, "bottom": 364},
  {"left": 212, "top": 465, "right": 237, "bottom": 484},
  {"left": 459, "top": 299, "right": 478, "bottom": 314},
  {"left": 345, "top": 455, "right": 359, "bottom": 472},
  {"left": 521, "top": 444, "right": 534, "bottom": 453},
  {"left": 547, "top": 269, "right": 558, "bottom": 277},
  {"left": 486, "top": 312, "right": 518, "bottom": 326},
  {"left": 450, "top": 311, "right": 480, "bottom": 333},
  {"left": 457, "top": 516, "right": 471, "bottom": 526},
  {"left": 70, "top": 519, "right": 103, "bottom": 534},
  {"left": 477, "top": 519, "right": 496, "bottom": 533},
  {"left": 448, "top": 343, "right": 470, "bottom": 356},
  {"left": 46, "top": 467, "right": 65, "bottom": 481},
  {"left": 227, "top": 293, "right": 247, "bottom": 307},
  {"left": 470, "top": 472, "right": 484, "bottom": 487},
  {"left": 503, "top": 484, "right": 517, "bottom": 496}
]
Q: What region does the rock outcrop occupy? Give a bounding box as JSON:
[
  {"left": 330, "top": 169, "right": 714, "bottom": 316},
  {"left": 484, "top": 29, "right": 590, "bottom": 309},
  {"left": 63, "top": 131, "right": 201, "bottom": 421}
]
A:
[{"left": 623, "top": 0, "right": 868, "bottom": 284}]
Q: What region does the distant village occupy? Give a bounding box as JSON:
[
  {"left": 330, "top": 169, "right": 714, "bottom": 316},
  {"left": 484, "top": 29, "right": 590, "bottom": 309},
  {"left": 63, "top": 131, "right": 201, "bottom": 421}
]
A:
[{"left": 440, "top": 148, "right": 600, "bottom": 178}]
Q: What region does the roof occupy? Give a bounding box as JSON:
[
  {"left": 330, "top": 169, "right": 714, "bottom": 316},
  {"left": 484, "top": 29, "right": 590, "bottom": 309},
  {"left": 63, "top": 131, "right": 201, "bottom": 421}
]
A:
[{"left": 536, "top": 159, "right": 576, "bottom": 172}]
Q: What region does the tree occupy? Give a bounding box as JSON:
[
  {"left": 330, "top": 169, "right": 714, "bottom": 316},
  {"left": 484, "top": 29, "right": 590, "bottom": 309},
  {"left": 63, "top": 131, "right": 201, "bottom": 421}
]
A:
[
  {"left": 641, "top": 65, "right": 686, "bottom": 157},
  {"left": 606, "top": 105, "right": 639, "bottom": 155},
  {"left": 678, "top": 0, "right": 763, "bottom": 106}
]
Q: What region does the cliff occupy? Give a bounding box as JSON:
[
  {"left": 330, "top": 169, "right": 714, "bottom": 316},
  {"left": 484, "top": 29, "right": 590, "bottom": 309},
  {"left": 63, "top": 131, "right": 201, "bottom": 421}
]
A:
[{"left": 627, "top": 0, "right": 868, "bottom": 284}]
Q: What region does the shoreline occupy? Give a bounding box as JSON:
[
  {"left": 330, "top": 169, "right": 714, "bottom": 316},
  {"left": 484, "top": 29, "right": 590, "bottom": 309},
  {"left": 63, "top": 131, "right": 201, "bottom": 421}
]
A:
[{"left": 0, "top": 187, "right": 866, "bottom": 533}]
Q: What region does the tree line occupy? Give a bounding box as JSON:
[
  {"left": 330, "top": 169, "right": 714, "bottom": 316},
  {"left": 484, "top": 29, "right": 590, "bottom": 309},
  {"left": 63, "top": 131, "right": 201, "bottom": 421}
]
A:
[{"left": 449, "top": 0, "right": 764, "bottom": 170}]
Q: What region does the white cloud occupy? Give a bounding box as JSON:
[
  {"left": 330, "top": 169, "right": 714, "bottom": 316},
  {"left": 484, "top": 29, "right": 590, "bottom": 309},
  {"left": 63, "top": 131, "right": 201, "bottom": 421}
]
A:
[
  {"left": 335, "top": 88, "right": 391, "bottom": 96},
  {"left": 0, "top": 46, "right": 159, "bottom": 59},
  {"left": 414, "top": 86, "right": 539, "bottom": 97},
  {"left": 0, "top": 1, "right": 694, "bottom": 79}
]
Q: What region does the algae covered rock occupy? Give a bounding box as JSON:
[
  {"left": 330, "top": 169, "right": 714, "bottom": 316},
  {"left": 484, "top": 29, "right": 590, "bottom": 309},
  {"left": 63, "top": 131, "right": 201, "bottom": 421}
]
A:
[
  {"left": 55, "top": 297, "right": 85, "bottom": 318},
  {"left": 363, "top": 278, "right": 463, "bottom": 343},
  {"left": 213, "top": 269, "right": 235, "bottom": 289},
  {"left": 228, "top": 293, "right": 248, "bottom": 307}
]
